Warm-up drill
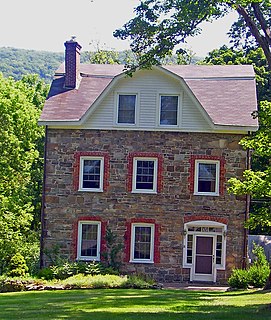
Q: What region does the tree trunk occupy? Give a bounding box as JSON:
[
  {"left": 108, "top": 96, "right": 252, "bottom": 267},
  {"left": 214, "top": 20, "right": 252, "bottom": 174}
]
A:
[{"left": 236, "top": 5, "right": 271, "bottom": 71}]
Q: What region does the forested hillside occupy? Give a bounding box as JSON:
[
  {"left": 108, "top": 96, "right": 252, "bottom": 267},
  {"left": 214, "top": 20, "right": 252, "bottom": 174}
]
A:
[{"left": 0, "top": 47, "right": 91, "bottom": 83}]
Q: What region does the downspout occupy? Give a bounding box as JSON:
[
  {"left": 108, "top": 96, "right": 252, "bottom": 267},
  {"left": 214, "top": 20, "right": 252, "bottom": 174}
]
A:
[
  {"left": 242, "top": 133, "right": 252, "bottom": 269},
  {"left": 40, "top": 125, "right": 48, "bottom": 269}
]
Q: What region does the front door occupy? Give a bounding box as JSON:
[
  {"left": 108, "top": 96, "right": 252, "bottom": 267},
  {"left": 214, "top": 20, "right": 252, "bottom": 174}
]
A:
[{"left": 192, "top": 236, "right": 215, "bottom": 282}]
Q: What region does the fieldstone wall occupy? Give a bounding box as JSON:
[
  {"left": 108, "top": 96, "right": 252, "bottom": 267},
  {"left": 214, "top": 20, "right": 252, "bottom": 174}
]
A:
[{"left": 42, "top": 129, "right": 247, "bottom": 283}]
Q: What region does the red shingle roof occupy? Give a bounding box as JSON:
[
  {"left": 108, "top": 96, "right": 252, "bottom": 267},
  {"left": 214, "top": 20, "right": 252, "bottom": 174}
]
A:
[{"left": 39, "top": 64, "right": 258, "bottom": 129}]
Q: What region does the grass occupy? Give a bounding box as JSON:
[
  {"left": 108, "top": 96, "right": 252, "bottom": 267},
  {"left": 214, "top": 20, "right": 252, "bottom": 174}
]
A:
[{"left": 0, "top": 288, "right": 270, "bottom": 320}]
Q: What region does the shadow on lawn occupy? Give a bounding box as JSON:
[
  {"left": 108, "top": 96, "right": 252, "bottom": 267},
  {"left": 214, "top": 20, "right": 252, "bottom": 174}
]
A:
[{"left": 0, "top": 289, "right": 270, "bottom": 320}]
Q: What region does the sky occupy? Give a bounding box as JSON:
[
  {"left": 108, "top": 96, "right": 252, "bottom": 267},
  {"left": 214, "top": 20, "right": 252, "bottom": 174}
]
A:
[{"left": 1, "top": 0, "right": 238, "bottom": 57}]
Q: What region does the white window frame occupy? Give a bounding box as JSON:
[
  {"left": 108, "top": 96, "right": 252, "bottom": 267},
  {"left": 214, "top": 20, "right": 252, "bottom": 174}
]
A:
[
  {"left": 132, "top": 157, "right": 158, "bottom": 194},
  {"left": 116, "top": 93, "right": 137, "bottom": 125},
  {"left": 79, "top": 156, "right": 104, "bottom": 192},
  {"left": 159, "top": 94, "right": 180, "bottom": 127},
  {"left": 77, "top": 221, "right": 101, "bottom": 261},
  {"left": 183, "top": 220, "right": 227, "bottom": 270},
  {"left": 194, "top": 160, "right": 220, "bottom": 196},
  {"left": 130, "top": 223, "right": 155, "bottom": 263}
]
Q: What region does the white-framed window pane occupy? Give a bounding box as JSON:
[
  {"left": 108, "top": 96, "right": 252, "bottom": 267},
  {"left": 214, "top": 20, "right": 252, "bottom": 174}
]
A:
[
  {"left": 82, "top": 159, "right": 101, "bottom": 189},
  {"left": 79, "top": 156, "right": 104, "bottom": 192},
  {"left": 118, "top": 94, "right": 136, "bottom": 124},
  {"left": 198, "top": 163, "right": 217, "bottom": 193},
  {"left": 160, "top": 95, "right": 178, "bottom": 125},
  {"left": 78, "top": 222, "right": 101, "bottom": 260},
  {"left": 136, "top": 160, "right": 155, "bottom": 190},
  {"left": 132, "top": 224, "right": 154, "bottom": 262},
  {"left": 186, "top": 234, "right": 193, "bottom": 264},
  {"left": 216, "top": 235, "right": 223, "bottom": 265}
]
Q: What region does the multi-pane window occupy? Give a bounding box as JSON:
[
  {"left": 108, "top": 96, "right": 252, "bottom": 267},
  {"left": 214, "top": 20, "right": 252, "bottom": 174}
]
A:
[
  {"left": 160, "top": 95, "right": 178, "bottom": 125},
  {"left": 77, "top": 221, "right": 101, "bottom": 260},
  {"left": 79, "top": 157, "right": 104, "bottom": 191},
  {"left": 132, "top": 158, "right": 158, "bottom": 193},
  {"left": 186, "top": 234, "right": 193, "bottom": 264},
  {"left": 216, "top": 235, "right": 223, "bottom": 265},
  {"left": 131, "top": 224, "right": 154, "bottom": 262},
  {"left": 117, "top": 94, "right": 136, "bottom": 124},
  {"left": 194, "top": 160, "right": 220, "bottom": 195}
]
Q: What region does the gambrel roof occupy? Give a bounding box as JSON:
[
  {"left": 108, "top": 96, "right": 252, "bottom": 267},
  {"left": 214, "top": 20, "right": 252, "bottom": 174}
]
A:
[{"left": 39, "top": 63, "right": 258, "bottom": 132}]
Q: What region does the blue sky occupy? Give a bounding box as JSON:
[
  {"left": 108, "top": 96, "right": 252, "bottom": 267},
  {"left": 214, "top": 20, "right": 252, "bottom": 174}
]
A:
[{"left": 1, "top": 0, "right": 238, "bottom": 57}]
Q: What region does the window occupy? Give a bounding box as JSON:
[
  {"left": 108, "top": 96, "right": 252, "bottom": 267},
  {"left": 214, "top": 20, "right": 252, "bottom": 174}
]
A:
[
  {"left": 117, "top": 94, "right": 136, "bottom": 124},
  {"left": 160, "top": 95, "right": 178, "bottom": 125},
  {"left": 132, "top": 157, "right": 158, "bottom": 193},
  {"left": 79, "top": 156, "right": 104, "bottom": 192},
  {"left": 77, "top": 221, "right": 101, "bottom": 260},
  {"left": 194, "top": 160, "right": 220, "bottom": 196},
  {"left": 131, "top": 223, "right": 154, "bottom": 263}
]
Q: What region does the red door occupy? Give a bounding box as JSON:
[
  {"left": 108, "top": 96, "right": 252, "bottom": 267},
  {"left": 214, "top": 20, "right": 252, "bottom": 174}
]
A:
[{"left": 195, "top": 236, "right": 213, "bottom": 275}]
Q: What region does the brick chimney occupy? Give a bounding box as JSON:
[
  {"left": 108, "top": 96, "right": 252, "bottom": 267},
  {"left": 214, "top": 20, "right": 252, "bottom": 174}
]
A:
[{"left": 64, "top": 38, "right": 82, "bottom": 89}]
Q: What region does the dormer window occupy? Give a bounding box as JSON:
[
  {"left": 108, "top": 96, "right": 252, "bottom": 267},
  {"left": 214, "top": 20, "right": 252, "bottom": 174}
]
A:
[
  {"left": 159, "top": 95, "right": 179, "bottom": 126},
  {"left": 117, "top": 94, "right": 137, "bottom": 124}
]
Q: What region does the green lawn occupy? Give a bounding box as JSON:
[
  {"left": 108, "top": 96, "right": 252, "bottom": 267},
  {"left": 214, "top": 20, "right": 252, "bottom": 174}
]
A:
[{"left": 0, "top": 289, "right": 270, "bottom": 320}]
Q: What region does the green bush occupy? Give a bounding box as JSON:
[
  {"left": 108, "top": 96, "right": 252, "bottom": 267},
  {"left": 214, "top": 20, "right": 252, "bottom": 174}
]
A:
[
  {"left": 228, "top": 244, "right": 270, "bottom": 289},
  {"left": 38, "top": 261, "right": 107, "bottom": 280},
  {"left": 62, "top": 274, "right": 128, "bottom": 289},
  {"left": 124, "top": 275, "right": 156, "bottom": 289},
  {"left": 248, "top": 245, "right": 270, "bottom": 288},
  {"left": 228, "top": 269, "right": 249, "bottom": 289},
  {"left": 248, "top": 264, "right": 270, "bottom": 288},
  {"left": 7, "top": 253, "right": 29, "bottom": 277}
]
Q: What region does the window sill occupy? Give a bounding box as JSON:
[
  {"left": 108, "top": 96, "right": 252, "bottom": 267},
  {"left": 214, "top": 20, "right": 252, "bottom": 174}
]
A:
[
  {"left": 77, "top": 257, "right": 100, "bottom": 261},
  {"left": 193, "top": 192, "right": 219, "bottom": 197},
  {"left": 78, "top": 189, "right": 103, "bottom": 193},
  {"left": 131, "top": 190, "right": 157, "bottom": 194},
  {"left": 129, "top": 260, "right": 154, "bottom": 264}
]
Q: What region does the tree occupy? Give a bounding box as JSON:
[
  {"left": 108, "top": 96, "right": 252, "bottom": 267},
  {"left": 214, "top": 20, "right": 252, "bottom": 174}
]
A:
[
  {"left": 0, "top": 73, "right": 48, "bottom": 274},
  {"left": 114, "top": 0, "right": 271, "bottom": 70}
]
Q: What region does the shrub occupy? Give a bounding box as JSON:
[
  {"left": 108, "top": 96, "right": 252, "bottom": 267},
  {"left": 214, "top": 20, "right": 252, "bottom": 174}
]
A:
[
  {"left": 7, "top": 253, "right": 29, "bottom": 277},
  {"left": 62, "top": 274, "right": 128, "bottom": 289},
  {"left": 248, "top": 264, "right": 270, "bottom": 288},
  {"left": 228, "top": 244, "right": 270, "bottom": 289},
  {"left": 248, "top": 244, "right": 270, "bottom": 288},
  {"left": 102, "top": 227, "right": 123, "bottom": 272},
  {"left": 228, "top": 269, "right": 249, "bottom": 289},
  {"left": 38, "top": 261, "right": 106, "bottom": 280},
  {"left": 124, "top": 275, "right": 156, "bottom": 289}
]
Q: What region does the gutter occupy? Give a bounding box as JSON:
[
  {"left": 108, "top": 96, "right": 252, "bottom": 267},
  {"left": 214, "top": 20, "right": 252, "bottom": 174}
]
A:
[
  {"left": 243, "top": 136, "right": 252, "bottom": 269},
  {"left": 39, "top": 125, "right": 48, "bottom": 269}
]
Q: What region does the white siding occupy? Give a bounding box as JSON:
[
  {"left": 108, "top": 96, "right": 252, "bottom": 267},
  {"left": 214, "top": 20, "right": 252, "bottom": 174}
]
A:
[{"left": 81, "top": 68, "right": 212, "bottom": 131}]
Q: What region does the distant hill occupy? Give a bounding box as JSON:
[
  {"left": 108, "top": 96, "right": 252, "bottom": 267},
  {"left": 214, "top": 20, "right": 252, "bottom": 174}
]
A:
[
  {"left": 0, "top": 47, "right": 202, "bottom": 84},
  {"left": 0, "top": 47, "right": 65, "bottom": 83}
]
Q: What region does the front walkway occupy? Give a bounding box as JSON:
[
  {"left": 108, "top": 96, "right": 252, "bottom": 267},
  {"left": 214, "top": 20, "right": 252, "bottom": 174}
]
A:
[{"left": 162, "top": 282, "right": 229, "bottom": 291}]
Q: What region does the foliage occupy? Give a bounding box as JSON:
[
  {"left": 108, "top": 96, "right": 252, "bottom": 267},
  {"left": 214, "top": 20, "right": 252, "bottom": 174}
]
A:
[
  {"left": 114, "top": 0, "right": 271, "bottom": 70},
  {"left": 228, "top": 100, "right": 271, "bottom": 231},
  {"left": 38, "top": 261, "right": 106, "bottom": 280},
  {"left": 61, "top": 274, "right": 128, "bottom": 289},
  {"left": 6, "top": 253, "right": 29, "bottom": 278},
  {"left": 228, "top": 268, "right": 250, "bottom": 289},
  {"left": 102, "top": 227, "right": 123, "bottom": 272},
  {"left": 0, "top": 47, "right": 63, "bottom": 83},
  {"left": 0, "top": 73, "right": 47, "bottom": 274},
  {"left": 228, "top": 244, "right": 270, "bottom": 289}
]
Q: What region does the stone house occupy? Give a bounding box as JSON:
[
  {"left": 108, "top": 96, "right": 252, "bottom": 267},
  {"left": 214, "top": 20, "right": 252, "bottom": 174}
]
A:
[{"left": 39, "top": 40, "right": 258, "bottom": 283}]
